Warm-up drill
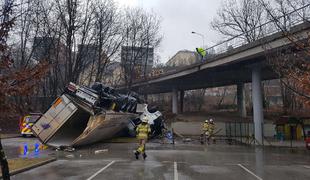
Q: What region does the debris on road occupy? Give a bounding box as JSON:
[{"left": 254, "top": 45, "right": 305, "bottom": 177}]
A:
[
  {"left": 56, "top": 146, "right": 75, "bottom": 152},
  {"left": 183, "top": 138, "right": 193, "bottom": 142},
  {"left": 64, "top": 147, "right": 75, "bottom": 152},
  {"left": 94, "top": 149, "right": 109, "bottom": 154},
  {"left": 173, "top": 130, "right": 185, "bottom": 138},
  {"left": 65, "top": 154, "right": 74, "bottom": 158}
]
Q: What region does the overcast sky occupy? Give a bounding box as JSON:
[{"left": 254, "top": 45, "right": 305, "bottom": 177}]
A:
[{"left": 114, "top": 0, "right": 223, "bottom": 63}]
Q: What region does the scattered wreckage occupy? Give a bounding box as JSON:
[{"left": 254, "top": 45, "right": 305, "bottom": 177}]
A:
[{"left": 32, "top": 82, "right": 164, "bottom": 148}]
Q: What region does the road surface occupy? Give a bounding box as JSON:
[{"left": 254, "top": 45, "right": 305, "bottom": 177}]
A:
[{"left": 3, "top": 138, "right": 310, "bottom": 180}]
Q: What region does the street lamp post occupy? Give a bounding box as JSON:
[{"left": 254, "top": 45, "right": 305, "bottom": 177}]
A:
[{"left": 191, "top": 31, "right": 205, "bottom": 48}]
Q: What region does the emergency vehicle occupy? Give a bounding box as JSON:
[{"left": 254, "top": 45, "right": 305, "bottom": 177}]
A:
[
  {"left": 306, "top": 137, "right": 310, "bottom": 150},
  {"left": 19, "top": 113, "right": 42, "bottom": 137}
]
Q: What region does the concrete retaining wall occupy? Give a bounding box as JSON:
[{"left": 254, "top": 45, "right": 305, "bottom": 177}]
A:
[{"left": 171, "top": 121, "right": 276, "bottom": 137}]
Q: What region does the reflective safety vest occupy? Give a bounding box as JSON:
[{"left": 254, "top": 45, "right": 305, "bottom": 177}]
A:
[
  {"left": 202, "top": 122, "right": 209, "bottom": 131},
  {"left": 208, "top": 123, "right": 215, "bottom": 133},
  {"left": 136, "top": 123, "right": 151, "bottom": 140},
  {"left": 196, "top": 47, "right": 206, "bottom": 57}
]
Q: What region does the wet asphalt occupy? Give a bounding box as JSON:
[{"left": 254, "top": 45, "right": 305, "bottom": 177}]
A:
[
  {"left": 2, "top": 137, "right": 310, "bottom": 180},
  {"left": 1, "top": 137, "right": 52, "bottom": 159}
]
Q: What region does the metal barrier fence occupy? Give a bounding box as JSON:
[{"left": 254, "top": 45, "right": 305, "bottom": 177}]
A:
[
  {"left": 225, "top": 122, "right": 253, "bottom": 144},
  {"left": 225, "top": 122, "right": 277, "bottom": 145}
]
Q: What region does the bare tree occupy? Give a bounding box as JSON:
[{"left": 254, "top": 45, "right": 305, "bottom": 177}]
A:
[
  {"left": 1, "top": 1, "right": 48, "bottom": 179},
  {"left": 185, "top": 89, "right": 206, "bottom": 111},
  {"left": 1, "top": 0, "right": 163, "bottom": 114},
  {"left": 75, "top": 0, "right": 124, "bottom": 86},
  {"left": 92, "top": 0, "right": 122, "bottom": 83},
  {"left": 211, "top": 0, "right": 267, "bottom": 43},
  {"left": 54, "top": 0, "right": 80, "bottom": 83},
  {"left": 0, "top": 1, "right": 12, "bottom": 176},
  {"left": 141, "top": 12, "right": 162, "bottom": 78},
  {"left": 73, "top": 0, "right": 96, "bottom": 84},
  {"left": 217, "top": 87, "right": 228, "bottom": 108},
  {"left": 272, "top": 0, "right": 309, "bottom": 24},
  {"left": 7, "top": 0, "right": 57, "bottom": 111},
  {"left": 260, "top": 0, "right": 310, "bottom": 112},
  {"left": 121, "top": 8, "right": 162, "bottom": 89}
]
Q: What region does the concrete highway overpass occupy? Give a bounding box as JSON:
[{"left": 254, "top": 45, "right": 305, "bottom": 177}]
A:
[
  {"left": 122, "top": 23, "right": 309, "bottom": 94},
  {"left": 119, "top": 22, "right": 310, "bottom": 144}
]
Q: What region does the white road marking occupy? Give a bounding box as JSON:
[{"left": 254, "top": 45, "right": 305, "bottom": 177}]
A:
[
  {"left": 174, "top": 161, "right": 178, "bottom": 180},
  {"left": 304, "top": 165, "right": 310, "bottom": 169},
  {"left": 86, "top": 160, "right": 115, "bottom": 180},
  {"left": 238, "top": 164, "right": 263, "bottom": 180}
]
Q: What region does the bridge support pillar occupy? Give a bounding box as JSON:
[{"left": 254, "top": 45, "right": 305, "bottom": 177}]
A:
[
  {"left": 172, "top": 88, "right": 178, "bottom": 114},
  {"left": 180, "top": 90, "right": 184, "bottom": 113},
  {"left": 237, "top": 83, "right": 247, "bottom": 118},
  {"left": 252, "top": 67, "right": 264, "bottom": 145}
]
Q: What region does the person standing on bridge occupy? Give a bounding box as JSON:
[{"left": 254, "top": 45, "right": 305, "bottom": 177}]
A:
[
  {"left": 135, "top": 116, "right": 151, "bottom": 160},
  {"left": 196, "top": 47, "right": 207, "bottom": 62}
]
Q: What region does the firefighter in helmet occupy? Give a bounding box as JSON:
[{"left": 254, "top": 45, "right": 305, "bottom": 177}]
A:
[
  {"left": 201, "top": 119, "right": 209, "bottom": 144},
  {"left": 208, "top": 119, "right": 216, "bottom": 144},
  {"left": 135, "top": 116, "right": 151, "bottom": 160}
]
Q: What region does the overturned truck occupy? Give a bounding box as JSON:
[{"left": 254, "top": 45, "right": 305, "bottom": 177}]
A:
[{"left": 31, "top": 82, "right": 163, "bottom": 148}]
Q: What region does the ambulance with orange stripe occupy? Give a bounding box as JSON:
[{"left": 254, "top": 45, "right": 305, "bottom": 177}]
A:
[{"left": 19, "top": 113, "right": 42, "bottom": 137}]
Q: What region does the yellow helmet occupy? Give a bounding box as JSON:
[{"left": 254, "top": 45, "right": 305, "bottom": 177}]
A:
[
  {"left": 142, "top": 116, "right": 148, "bottom": 123},
  {"left": 205, "top": 120, "right": 209, "bottom": 123}
]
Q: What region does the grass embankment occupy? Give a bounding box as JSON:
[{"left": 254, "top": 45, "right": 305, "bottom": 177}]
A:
[
  {"left": 1, "top": 134, "right": 20, "bottom": 139},
  {"left": 0, "top": 158, "right": 55, "bottom": 175}
]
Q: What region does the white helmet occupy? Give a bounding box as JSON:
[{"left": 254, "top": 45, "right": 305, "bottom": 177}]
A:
[
  {"left": 209, "top": 119, "right": 214, "bottom": 123},
  {"left": 205, "top": 120, "right": 209, "bottom": 123},
  {"left": 142, "top": 116, "right": 148, "bottom": 123}
]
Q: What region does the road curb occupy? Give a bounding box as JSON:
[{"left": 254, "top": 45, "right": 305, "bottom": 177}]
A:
[
  {"left": 0, "top": 158, "right": 57, "bottom": 179},
  {"left": 0, "top": 135, "right": 21, "bottom": 139}
]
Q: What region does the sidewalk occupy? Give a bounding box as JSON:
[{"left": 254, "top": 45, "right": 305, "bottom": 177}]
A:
[
  {"left": 264, "top": 140, "right": 306, "bottom": 148},
  {"left": 235, "top": 137, "right": 307, "bottom": 148}
]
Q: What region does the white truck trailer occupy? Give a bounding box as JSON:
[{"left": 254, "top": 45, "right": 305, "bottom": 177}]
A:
[{"left": 32, "top": 82, "right": 163, "bottom": 148}]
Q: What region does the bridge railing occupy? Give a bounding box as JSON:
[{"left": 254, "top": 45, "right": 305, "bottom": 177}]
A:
[{"left": 205, "top": 3, "right": 310, "bottom": 57}]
